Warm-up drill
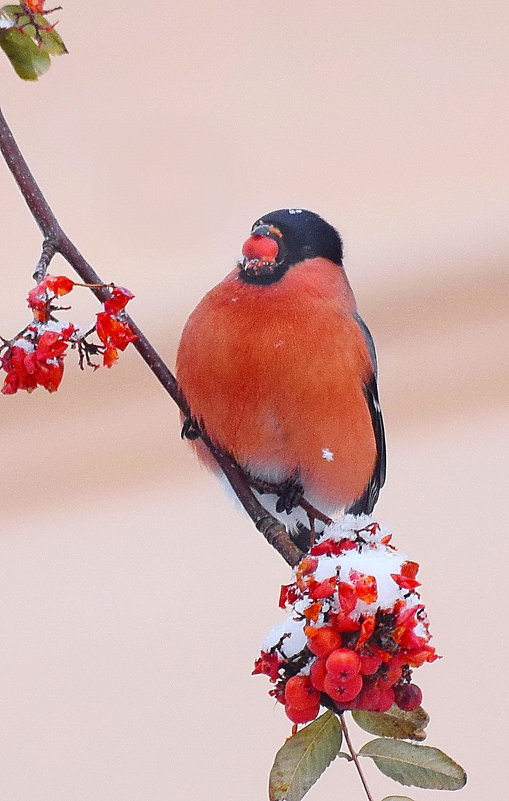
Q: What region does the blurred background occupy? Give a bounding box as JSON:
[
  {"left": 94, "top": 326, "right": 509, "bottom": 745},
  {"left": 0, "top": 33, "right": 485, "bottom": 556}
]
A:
[{"left": 1, "top": 1, "right": 508, "bottom": 799}]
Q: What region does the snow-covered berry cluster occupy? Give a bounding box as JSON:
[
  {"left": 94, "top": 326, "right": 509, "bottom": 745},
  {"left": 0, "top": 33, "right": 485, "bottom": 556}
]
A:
[
  {"left": 253, "top": 515, "right": 438, "bottom": 724},
  {"left": 1, "top": 274, "right": 137, "bottom": 394}
]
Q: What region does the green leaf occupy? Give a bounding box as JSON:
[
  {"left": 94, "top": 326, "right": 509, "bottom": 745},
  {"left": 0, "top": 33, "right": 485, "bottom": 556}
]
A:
[
  {"left": 34, "top": 13, "right": 68, "bottom": 55},
  {"left": 382, "top": 797, "right": 417, "bottom": 800},
  {"left": 269, "top": 711, "right": 342, "bottom": 801},
  {"left": 359, "top": 738, "right": 467, "bottom": 790},
  {"left": 0, "top": 27, "right": 50, "bottom": 79},
  {"left": 0, "top": 5, "right": 66, "bottom": 78},
  {"left": 352, "top": 705, "right": 429, "bottom": 741}
]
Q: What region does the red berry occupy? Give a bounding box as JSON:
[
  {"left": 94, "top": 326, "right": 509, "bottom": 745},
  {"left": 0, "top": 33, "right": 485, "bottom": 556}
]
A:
[
  {"left": 359, "top": 653, "right": 382, "bottom": 675},
  {"left": 326, "top": 648, "right": 361, "bottom": 680},
  {"left": 284, "top": 675, "right": 320, "bottom": 709},
  {"left": 383, "top": 654, "right": 405, "bottom": 685},
  {"left": 310, "top": 659, "right": 327, "bottom": 691},
  {"left": 353, "top": 682, "right": 381, "bottom": 711},
  {"left": 309, "top": 577, "right": 337, "bottom": 599},
  {"left": 394, "top": 682, "right": 423, "bottom": 711},
  {"left": 242, "top": 234, "right": 279, "bottom": 263},
  {"left": 306, "top": 626, "right": 342, "bottom": 658},
  {"left": 285, "top": 702, "right": 320, "bottom": 724},
  {"left": 329, "top": 612, "right": 360, "bottom": 632},
  {"left": 323, "top": 673, "right": 363, "bottom": 703},
  {"left": 375, "top": 680, "right": 396, "bottom": 712}
]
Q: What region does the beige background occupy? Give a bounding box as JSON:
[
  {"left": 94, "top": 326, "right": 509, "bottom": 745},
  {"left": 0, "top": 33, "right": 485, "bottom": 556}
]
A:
[{"left": 1, "top": 1, "right": 508, "bottom": 799}]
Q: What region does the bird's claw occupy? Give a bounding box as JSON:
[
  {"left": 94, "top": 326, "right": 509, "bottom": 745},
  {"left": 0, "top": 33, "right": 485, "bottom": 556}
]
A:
[
  {"left": 181, "top": 417, "right": 201, "bottom": 440},
  {"left": 275, "top": 476, "right": 304, "bottom": 514}
]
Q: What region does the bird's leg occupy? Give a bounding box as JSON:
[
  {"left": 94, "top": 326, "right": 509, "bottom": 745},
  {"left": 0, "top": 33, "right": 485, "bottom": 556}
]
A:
[
  {"left": 275, "top": 475, "right": 304, "bottom": 514},
  {"left": 181, "top": 417, "right": 201, "bottom": 440}
]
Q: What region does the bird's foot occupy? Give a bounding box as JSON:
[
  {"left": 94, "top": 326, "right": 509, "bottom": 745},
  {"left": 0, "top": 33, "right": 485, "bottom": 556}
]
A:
[
  {"left": 275, "top": 476, "right": 304, "bottom": 515},
  {"left": 181, "top": 417, "right": 201, "bottom": 440}
]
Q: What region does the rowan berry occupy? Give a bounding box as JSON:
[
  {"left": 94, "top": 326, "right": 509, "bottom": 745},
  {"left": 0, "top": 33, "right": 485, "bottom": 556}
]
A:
[
  {"left": 359, "top": 653, "right": 382, "bottom": 675},
  {"left": 310, "top": 659, "right": 327, "bottom": 692},
  {"left": 285, "top": 702, "right": 320, "bottom": 724},
  {"left": 305, "top": 626, "right": 342, "bottom": 658},
  {"left": 325, "top": 648, "right": 361, "bottom": 680},
  {"left": 394, "top": 682, "right": 423, "bottom": 711},
  {"left": 284, "top": 675, "right": 319, "bottom": 709},
  {"left": 323, "top": 672, "right": 363, "bottom": 703}
]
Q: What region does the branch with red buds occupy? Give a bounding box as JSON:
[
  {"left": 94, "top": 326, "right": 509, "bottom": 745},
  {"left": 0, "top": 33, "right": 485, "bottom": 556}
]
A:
[{"left": 0, "top": 104, "right": 303, "bottom": 569}]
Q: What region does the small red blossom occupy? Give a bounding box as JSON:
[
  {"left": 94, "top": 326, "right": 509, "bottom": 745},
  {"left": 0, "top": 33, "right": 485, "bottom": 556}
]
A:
[
  {"left": 349, "top": 570, "right": 378, "bottom": 603},
  {"left": 279, "top": 583, "right": 299, "bottom": 609},
  {"left": 308, "top": 576, "right": 337, "bottom": 600},
  {"left": 95, "top": 311, "right": 138, "bottom": 367},
  {"left": 356, "top": 615, "right": 376, "bottom": 649},
  {"left": 391, "top": 572, "right": 421, "bottom": 590},
  {"left": 23, "top": 0, "right": 46, "bottom": 12},
  {"left": 252, "top": 651, "right": 281, "bottom": 681},
  {"left": 401, "top": 560, "right": 420, "bottom": 579},
  {"left": 27, "top": 275, "right": 74, "bottom": 312},
  {"left": 297, "top": 556, "right": 318, "bottom": 577},
  {"left": 96, "top": 312, "right": 138, "bottom": 352},
  {"left": 329, "top": 611, "right": 360, "bottom": 632},
  {"left": 303, "top": 601, "right": 322, "bottom": 622},
  {"left": 338, "top": 581, "right": 357, "bottom": 615},
  {"left": 357, "top": 522, "right": 380, "bottom": 536},
  {"left": 103, "top": 346, "right": 119, "bottom": 368},
  {"left": 103, "top": 286, "right": 135, "bottom": 315},
  {"left": 310, "top": 537, "right": 356, "bottom": 556},
  {"left": 36, "top": 331, "right": 69, "bottom": 360}
]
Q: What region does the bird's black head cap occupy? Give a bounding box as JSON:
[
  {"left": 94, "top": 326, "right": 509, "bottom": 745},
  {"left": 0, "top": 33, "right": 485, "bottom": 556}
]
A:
[{"left": 239, "top": 208, "right": 343, "bottom": 285}]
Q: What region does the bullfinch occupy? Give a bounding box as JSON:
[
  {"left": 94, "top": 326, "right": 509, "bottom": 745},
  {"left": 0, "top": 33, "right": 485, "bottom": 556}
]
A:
[{"left": 176, "top": 208, "right": 386, "bottom": 534}]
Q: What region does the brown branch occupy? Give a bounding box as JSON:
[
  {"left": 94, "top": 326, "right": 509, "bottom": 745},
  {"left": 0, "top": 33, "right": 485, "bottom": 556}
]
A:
[
  {"left": 33, "top": 237, "right": 57, "bottom": 282},
  {"left": 0, "top": 105, "right": 304, "bottom": 568},
  {"left": 339, "top": 713, "right": 375, "bottom": 801}
]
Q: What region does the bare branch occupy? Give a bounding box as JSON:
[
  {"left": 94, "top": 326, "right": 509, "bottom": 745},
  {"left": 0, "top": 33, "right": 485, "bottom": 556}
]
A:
[
  {"left": 0, "top": 105, "right": 305, "bottom": 568},
  {"left": 33, "top": 237, "right": 57, "bottom": 282}
]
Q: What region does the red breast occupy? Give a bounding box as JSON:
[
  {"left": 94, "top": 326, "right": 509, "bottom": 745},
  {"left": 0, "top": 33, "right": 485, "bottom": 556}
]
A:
[{"left": 176, "top": 254, "right": 377, "bottom": 514}]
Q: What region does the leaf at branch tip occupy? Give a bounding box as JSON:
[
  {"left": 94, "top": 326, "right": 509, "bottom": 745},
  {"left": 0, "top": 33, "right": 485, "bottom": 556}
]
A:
[
  {"left": 34, "top": 13, "right": 68, "bottom": 55},
  {"left": 359, "top": 738, "right": 467, "bottom": 790},
  {"left": 0, "top": 5, "right": 67, "bottom": 79},
  {"left": 0, "top": 27, "right": 50, "bottom": 79},
  {"left": 269, "top": 711, "right": 342, "bottom": 801},
  {"left": 352, "top": 705, "right": 429, "bottom": 741}
]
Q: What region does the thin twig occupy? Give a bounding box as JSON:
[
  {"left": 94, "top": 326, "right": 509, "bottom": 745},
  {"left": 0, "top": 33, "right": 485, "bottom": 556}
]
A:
[
  {"left": 0, "top": 105, "right": 304, "bottom": 568},
  {"left": 339, "top": 713, "right": 375, "bottom": 801},
  {"left": 33, "top": 237, "right": 57, "bottom": 282}
]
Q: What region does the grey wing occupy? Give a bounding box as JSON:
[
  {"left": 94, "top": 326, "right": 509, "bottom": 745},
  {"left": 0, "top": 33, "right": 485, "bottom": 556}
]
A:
[{"left": 348, "top": 314, "right": 387, "bottom": 515}]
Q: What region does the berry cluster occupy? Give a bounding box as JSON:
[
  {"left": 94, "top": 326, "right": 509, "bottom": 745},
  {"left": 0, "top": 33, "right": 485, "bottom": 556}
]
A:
[
  {"left": 1, "top": 274, "right": 137, "bottom": 394},
  {"left": 253, "top": 515, "right": 437, "bottom": 724}
]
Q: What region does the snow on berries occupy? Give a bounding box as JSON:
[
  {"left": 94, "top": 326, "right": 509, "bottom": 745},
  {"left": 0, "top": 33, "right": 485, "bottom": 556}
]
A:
[
  {"left": 1, "top": 275, "right": 137, "bottom": 394},
  {"left": 253, "top": 515, "right": 438, "bottom": 724}
]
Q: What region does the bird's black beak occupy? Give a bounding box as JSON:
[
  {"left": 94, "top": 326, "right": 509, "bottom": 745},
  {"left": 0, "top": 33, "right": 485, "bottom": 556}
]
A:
[{"left": 250, "top": 223, "right": 272, "bottom": 238}]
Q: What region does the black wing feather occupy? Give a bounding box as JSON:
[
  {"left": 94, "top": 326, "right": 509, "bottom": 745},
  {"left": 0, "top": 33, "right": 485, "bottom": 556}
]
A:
[{"left": 347, "top": 314, "right": 387, "bottom": 515}]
